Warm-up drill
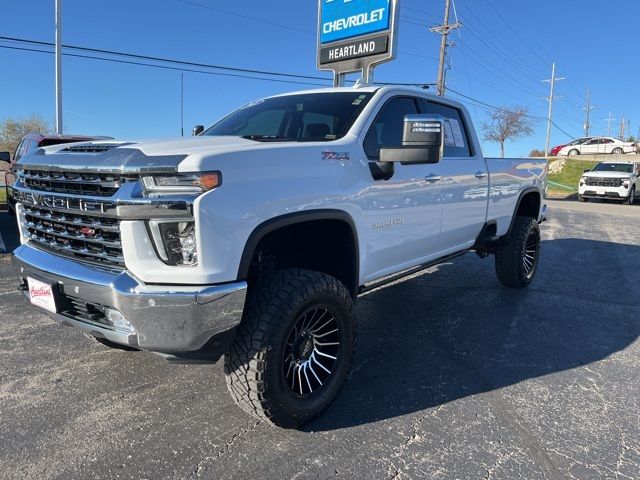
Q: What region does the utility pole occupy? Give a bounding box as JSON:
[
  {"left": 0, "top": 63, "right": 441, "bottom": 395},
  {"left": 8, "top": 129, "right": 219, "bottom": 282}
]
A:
[
  {"left": 604, "top": 112, "right": 615, "bottom": 136},
  {"left": 618, "top": 116, "right": 626, "bottom": 140},
  {"left": 542, "top": 63, "right": 564, "bottom": 157},
  {"left": 55, "top": 0, "right": 63, "bottom": 134},
  {"left": 180, "top": 73, "right": 184, "bottom": 137},
  {"left": 582, "top": 89, "right": 596, "bottom": 137},
  {"left": 430, "top": 0, "right": 462, "bottom": 96}
]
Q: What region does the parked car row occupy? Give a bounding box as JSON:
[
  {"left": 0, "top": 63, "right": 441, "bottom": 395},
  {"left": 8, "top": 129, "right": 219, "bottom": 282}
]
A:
[
  {"left": 550, "top": 136, "right": 637, "bottom": 157},
  {"left": 578, "top": 161, "right": 640, "bottom": 204},
  {"left": 2, "top": 133, "right": 112, "bottom": 213}
]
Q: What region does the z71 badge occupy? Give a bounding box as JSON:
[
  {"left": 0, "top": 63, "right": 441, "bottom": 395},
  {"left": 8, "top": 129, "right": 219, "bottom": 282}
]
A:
[{"left": 322, "top": 152, "right": 350, "bottom": 161}]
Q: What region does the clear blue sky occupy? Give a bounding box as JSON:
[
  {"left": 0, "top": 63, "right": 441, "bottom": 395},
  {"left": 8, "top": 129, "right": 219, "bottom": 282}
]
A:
[{"left": 1, "top": 0, "right": 638, "bottom": 157}]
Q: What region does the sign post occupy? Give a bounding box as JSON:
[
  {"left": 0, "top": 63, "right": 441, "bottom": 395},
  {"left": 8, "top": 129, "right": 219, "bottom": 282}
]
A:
[{"left": 317, "top": 0, "right": 400, "bottom": 86}]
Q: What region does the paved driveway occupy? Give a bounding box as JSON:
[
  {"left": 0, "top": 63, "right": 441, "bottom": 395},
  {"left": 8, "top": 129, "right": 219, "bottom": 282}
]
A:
[{"left": 0, "top": 201, "right": 638, "bottom": 479}]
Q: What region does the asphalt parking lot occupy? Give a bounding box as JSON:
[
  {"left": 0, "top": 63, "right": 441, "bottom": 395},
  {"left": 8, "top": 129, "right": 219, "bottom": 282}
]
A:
[{"left": 0, "top": 200, "right": 639, "bottom": 480}]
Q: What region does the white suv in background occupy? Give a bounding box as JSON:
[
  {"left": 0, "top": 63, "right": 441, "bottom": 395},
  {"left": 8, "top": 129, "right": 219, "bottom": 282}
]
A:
[
  {"left": 559, "top": 137, "right": 636, "bottom": 156},
  {"left": 579, "top": 161, "right": 640, "bottom": 204}
]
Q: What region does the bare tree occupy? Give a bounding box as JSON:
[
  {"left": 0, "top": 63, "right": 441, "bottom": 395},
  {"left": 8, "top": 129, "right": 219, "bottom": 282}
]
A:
[
  {"left": 481, "top": 107, "right": 535, "bottom": 158},
  {"left": 528, "top": 149, "right": 546, "bottom": 157},
  {"left": 0, "top": 115, "right": 52, "bottom": 159}
]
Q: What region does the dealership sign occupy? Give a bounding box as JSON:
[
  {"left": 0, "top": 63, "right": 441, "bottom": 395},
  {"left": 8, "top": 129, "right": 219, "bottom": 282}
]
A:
[{"left": 317, "top": 0, "right": 400, "bottom": 85}]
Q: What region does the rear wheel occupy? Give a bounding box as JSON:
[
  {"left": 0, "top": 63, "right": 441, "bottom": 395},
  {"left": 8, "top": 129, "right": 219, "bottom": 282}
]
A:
[
  {"left": 224, "top": 269, "right": 355, "bottom": 428},
  {"left": 495, "top": 217, "right": 541, "bottom": 288},
  {"left": 612, "top": 147, "right": 624, "bottom": 155}
]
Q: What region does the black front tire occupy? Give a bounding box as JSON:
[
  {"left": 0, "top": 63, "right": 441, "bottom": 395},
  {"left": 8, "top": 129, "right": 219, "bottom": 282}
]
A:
[
  {"left": 224, "top": 269, "right": 355, "bottom": 428},
  {"left": 495, "top": 216, "right": 541, "bottom": 288},
  {"left": 627, "top": 187, "right": 636, "bottom": 205}
]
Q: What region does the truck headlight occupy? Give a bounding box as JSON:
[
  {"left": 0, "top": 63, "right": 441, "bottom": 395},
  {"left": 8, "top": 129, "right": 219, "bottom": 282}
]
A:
[
  {"left": 148, "top": 220, "right": 197, "bottom": 266},
  {"left": 622, "top": 180, "right": 630, "bottom": 189},
  {"left": 141, "top": 172, "right": 221, "bottom": 195}
]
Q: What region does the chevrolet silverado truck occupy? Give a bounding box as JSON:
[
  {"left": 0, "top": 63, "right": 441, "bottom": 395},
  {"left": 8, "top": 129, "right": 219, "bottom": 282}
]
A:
[
  {"left": 11, "top": 86, "right": 547, "bottom": 428},
  {"left": 578, "top": 161, "right": 640, "bottom": 204}
]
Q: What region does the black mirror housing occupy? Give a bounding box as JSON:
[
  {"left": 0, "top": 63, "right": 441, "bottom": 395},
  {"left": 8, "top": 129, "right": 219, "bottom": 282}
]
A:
[
  {"left": 0, "top": 151, "right": 10, "bottom": 162},
  {"left": 583, "top": 169, "right": 591, "bottom": 173},
  {"left": 379, "top": 114, "right": 444, "bottom": 165},
  {"left": 192, "top": 125, "right": 205, "bottom": 136}
]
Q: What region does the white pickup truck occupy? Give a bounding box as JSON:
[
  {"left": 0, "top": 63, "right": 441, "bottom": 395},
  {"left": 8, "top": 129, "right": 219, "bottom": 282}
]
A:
[
  {"left": 578, "top": 161, "right": 640, "bottom": 204},
  {"left": 12, "top": 86, "right": 547, "bottom": 427}
]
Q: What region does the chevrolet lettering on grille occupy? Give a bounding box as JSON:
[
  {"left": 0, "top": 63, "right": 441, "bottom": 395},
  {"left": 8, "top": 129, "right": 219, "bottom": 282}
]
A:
[{"left": 17, "top": 191, "right": 108, "bottom": 213}]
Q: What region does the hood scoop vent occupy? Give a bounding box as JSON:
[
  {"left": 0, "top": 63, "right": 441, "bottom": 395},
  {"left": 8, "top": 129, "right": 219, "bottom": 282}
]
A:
[{"left": 61, "top": 144, "right": 124, "bottom": 154}]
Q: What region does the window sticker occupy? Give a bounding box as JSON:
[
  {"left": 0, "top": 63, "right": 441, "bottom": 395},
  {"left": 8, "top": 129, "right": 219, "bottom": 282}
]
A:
[
  {"left": 443, "top": 119, "right": 456, "bottom": 146},
  {"left": 352, "top": 94, "right": 367, "bottom": 106},
  {"left": 448, "top": 118, "right": 466, "bottom": 148}
]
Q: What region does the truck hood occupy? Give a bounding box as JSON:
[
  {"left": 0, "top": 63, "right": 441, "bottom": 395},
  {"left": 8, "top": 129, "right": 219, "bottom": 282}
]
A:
[
  {"left": 582, "top": 171, "right": 634, "bottom": 178},
  {"left": 17, "top": 136, "right": 263, "bottom": 173}
]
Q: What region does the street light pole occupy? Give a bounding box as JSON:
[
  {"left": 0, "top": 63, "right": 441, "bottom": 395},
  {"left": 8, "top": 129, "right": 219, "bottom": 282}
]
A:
[{"left": 55, "top": 0, "right": 63, "bottom": 134}]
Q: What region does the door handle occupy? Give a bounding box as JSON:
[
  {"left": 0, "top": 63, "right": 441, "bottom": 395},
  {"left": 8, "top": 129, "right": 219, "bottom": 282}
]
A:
[
  {"left": 424, "top": 174, "right": 442, "bottom": 183},
  {"left": 475, "top": 171, "right": 487, "bottom": 179}
]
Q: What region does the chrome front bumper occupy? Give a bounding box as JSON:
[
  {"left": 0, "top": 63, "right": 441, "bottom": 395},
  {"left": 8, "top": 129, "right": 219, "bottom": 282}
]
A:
[{"left": 12, "top": 244, "right": 247, "bottom": 353}]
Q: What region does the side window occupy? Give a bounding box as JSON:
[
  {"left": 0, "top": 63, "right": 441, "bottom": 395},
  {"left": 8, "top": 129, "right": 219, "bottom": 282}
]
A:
[
  {"left": 417, "top": 99, "right": 472, "bottom": 157},
  {"left": 602, "top": 139, "right": 613, "bottom": 144},
  {"left": 364, "top": 97, "right": 418, "bottom": 159},
  {"left": 302, "top": 112, "right": 334, "bottom": 140}
]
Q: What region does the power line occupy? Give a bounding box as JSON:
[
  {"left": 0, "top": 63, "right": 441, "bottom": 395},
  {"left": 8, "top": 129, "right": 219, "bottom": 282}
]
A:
[
  {"left": 176, "top": 1, "right": 439, "bottom": 61},
  {"left": 0, "top": 42, "right": 433, "bottom": 90},
  {"left": 447, "top": 88, "right": 575, "bottom": 138},
  {"left": 0, "top": 44, "right": 331, "bottom": 87},
  {"left": 0, "top": 35, "right": 331, "bottom": 81},
  {"left": 177, "top": 0, "right": 313, "bottom": 34}
]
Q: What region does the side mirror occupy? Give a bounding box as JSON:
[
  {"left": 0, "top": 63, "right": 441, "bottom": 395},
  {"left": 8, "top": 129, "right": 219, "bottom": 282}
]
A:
[
  {"left": 192, "top": 125, "right": 205, "bottom": 136},
  {"left": 379, "top": 115, "right": 444, "bottom": 165},
  {"left": 583, "top": 169, "right": 591, "bottom": 173},
  {"left": 0, "top": 151, "right": 10, "bottom": 162}
]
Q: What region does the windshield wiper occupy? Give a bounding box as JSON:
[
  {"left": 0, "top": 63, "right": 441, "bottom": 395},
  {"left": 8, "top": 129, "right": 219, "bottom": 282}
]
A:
[{"left": 242, "top": 135, "right": 291, "bottom": 142}]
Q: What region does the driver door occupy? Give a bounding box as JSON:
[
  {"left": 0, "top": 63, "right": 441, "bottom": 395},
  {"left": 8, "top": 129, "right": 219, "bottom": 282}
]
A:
[{"left": 361, "top": 96, "right": 444, "bottom": 282}]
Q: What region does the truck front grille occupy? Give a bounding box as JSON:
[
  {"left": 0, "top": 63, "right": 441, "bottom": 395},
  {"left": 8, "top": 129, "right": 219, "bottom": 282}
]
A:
[
  {"left": 21, "top": 169, "right": 134, "bottom": 197},
  {"left": 21, "top": 205, "right": 124, "bottom": 266},
  {"left": 585, "top": 177, "right": 622, "bottom": 187}
]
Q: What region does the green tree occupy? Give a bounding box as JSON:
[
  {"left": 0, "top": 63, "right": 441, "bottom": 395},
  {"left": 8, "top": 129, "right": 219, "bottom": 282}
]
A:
[
  {"left": 0, "top": 115, "right": 52, "bottom": 160},
  {"left": 481, "top": 106, "right": 535, "bottom": 158}
]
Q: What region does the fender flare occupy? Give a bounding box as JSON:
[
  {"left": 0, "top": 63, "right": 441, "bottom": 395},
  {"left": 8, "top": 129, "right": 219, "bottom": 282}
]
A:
[
  {"left": 236, "top": 209, "right": 360, "bottom": 292},
  {"left": 505, "top": 187, "right": 542, "bottom": 237}
]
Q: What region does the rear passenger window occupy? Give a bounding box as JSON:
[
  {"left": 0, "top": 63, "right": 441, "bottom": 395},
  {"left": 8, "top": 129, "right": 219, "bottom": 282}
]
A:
[{"left": 417, "top": 99, "right": 472, "bottom": 157}]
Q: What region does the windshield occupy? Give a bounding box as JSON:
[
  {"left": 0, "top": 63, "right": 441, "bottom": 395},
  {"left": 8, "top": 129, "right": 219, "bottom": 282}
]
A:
[
  {"left": 568, "top": 137, "right": 590, "bottom": 146},
  {"left": 592, "top": 163, "right": 633, "bottom": 173},
  {"left": 203, "top": 92, "right": 374, "bottom": 142}
]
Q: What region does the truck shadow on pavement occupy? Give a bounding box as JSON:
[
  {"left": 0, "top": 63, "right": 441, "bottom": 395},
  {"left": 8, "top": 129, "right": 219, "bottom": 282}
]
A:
[
  {"left": 0, "top": 210, "right": 20, "bottom": 254},
  {"left": 307, "top": 238, "right": 640, "bottom": 431}
]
